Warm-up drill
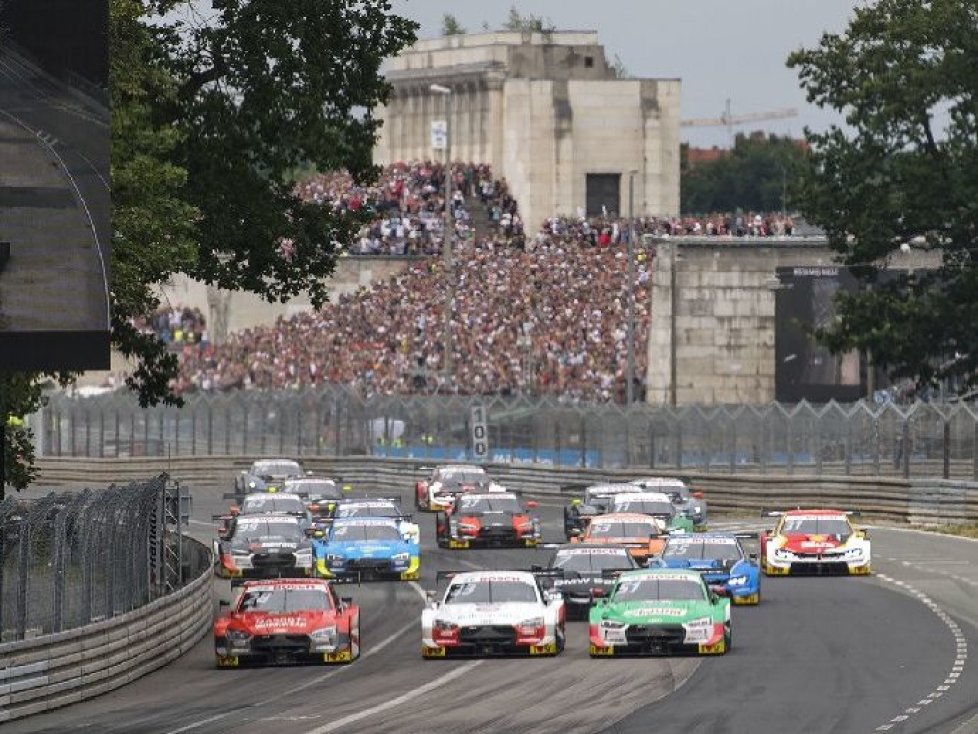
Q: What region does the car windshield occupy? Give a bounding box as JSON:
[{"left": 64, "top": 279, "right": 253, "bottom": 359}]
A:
[
  {"left": 252, "top": 461, "right": 302, "bottom": 477},
  {"left": 233, "top": 519, "right": 303, "bottom": 541},
  {"left": 588, "top": 521, "right": 657, "bottom": 538},
  {"left": 584, "top": 487, "right": 631, "bottom": 504},
  {"left": 552, "top": 550, "right": 634, "bottom": 574},
  {"left": 614, "top": 577, "right": 706, "bottom": 602},
  {"left": 781, "top": 517, "right": 852, "bottom": 536},
  {"left": 440, "top": 470, "right": 488, "bottom": 487},
  {"left": 613, "top": 500, "right": 675, "bottom": 516},
  {"left": 330, "top": 523, "right": 402, "bottom": 541},
  {"left": 286, "top": 480, "right": 340, "bottom": 498},
  {"left": 241, "top": 496, "right": 305, "bottom": 515},
  {"left": 444, "top": 579, "right": 539, "bottom": 604},
  {"left": 335, "top": 503, "right": 400, "bottom": 518},
  {"left": 457, "top": 496, "right": 521, "bottom": 513},
  {"left": 238, "top": 587, "right": 332, "bottom": 612},
  {"left": 663, "top": 538, "right": 742, "bottom": 562}
]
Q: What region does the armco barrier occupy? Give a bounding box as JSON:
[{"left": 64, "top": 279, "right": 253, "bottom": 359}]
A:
[
  {"left": 0, "top": 538, "right": 211, "bottom": 723},
  {"left": 34, "top": 456, "right": 978, "bottom": 524}
]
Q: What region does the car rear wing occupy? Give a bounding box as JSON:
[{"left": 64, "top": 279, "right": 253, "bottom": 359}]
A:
[
  {"left": 734, "top": 532, "right": 759, "bottom": 540},
  {"left": 761, "top": 508, "right": 862, "bottom": 517}
]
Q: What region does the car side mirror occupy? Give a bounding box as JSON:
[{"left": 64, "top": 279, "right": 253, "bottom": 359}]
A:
[
  {"left": 749, "top": 552, "right": 758, "bottom": 562},
  {"left": 342, "top": 484, "right": 353, "bottom": 493},
  {"left": 568, "top": 527, "right": 582, "bottom": 537}
]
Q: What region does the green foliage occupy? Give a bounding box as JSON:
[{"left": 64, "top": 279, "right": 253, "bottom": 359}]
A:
[
  {"left": 680, "top": 133, "right": 808, "bottom": 215},
  {"left": 788, "top": 0, "right": 978, "bottom": 391},
  {"left": 502, "top": 6, "right": 553, "bottom": 32},
  {"left": 442, "top": 13, "right": 465, "bottom": 36}
]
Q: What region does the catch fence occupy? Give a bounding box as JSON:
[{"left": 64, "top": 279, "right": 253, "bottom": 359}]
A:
[
  {"left": 0, "top": 474, "right": 199, "bottom": 642},
  {"left": 36, "top": 389, "right": 978, "bottom": 480}
]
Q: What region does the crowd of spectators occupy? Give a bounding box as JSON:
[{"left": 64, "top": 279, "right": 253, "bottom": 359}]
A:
[
  {"left": 173, "top": 237, "right": 650, "bottom": 403},
  {"left": 293, "top": 161, "right": 515, "bottom": 256},
  {"left": 134, "top": 306, "right": 208, "bottom": 351}
]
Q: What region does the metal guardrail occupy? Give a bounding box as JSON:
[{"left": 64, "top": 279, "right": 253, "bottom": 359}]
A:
[
  {"left": 38, "top": 391, "right": 978, "bottom": 480},
  {"left": 0, "top": 538, "right": 210, "bottom": 723},
  {"left": 32, "top": 456, "right": 978, "bottom": 525}
]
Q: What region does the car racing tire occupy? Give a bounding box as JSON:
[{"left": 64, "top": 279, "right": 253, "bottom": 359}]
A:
[
  {"left": 723, "top": 621, "right": 732, "bottom": 652},
  {"left": 556, "top": 623, "right": 566, "bottom": 654}
]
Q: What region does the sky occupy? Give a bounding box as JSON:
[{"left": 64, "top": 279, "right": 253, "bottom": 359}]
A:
[{"left": 388, "top": 0, "right": 865, "bottom": 149}]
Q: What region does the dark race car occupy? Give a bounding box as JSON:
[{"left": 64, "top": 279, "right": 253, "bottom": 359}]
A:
[
  {"left": 214, "top": 578, "right": 359, "bottom": 667},
  {"left": 415, "top": 464, "right": 505, "bottom": 512},
  {"left": 435, "top": 492, "right": 541, "bottom": 549},
  {"left": 630, "top": 477, "right": 708, "bottom": 528},
  {"left": 213, "top": 492, "right": 313, "bottom": 539},
  {"left": 561, "top": 483, "right": 643, "bottom": 540},
  {"left": 540, "top": 545, "right": 638, "bottom": 620},
  {"left": 214, "top": 513, "right": 316, "bottom": 579},
  {"left": 233, "top": 459, "right": 306, "bottom": 498}
]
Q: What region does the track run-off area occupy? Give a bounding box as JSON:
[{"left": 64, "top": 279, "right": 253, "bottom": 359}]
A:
[{"left": 7, "top": 485, "right": 978, "bottom": 734}]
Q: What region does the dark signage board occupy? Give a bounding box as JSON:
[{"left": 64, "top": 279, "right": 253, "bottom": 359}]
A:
[{"left": 0, "top": 0, "right": 111, "bottom": 371}]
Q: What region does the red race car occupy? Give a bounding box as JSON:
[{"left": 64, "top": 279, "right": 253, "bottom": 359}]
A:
[
  {"left": 436, "top": 492, "right": 541, "bottom": 548},
  {"left": 214, "top": 579, "right": 360, "bottom": 667}
]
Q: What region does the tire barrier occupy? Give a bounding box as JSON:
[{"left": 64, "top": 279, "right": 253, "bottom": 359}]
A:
[{"left": 0, "top": 537, "right": 211, "bottom": 723}]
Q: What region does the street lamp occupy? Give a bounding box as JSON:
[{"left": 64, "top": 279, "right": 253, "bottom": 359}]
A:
[
  {"left": 626, "top": 170, "right": 638, "bottom": 405},
  {"left": 430, "top": 83, "right": 453, "bottom": 389}
]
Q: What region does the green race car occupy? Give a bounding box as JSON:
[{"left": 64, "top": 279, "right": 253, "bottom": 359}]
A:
[{"left": 588, "top": 568, "right": 730, "bottom": 657}]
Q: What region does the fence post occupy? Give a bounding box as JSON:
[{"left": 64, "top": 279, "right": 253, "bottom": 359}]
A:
[
  {"left": 554, "top": 421, "right": 562, "bottom": 467},
  {"left": 815, "top": 415, "right": 823, "bottom": 476},
  {"left": 297, "top": 404, "right": 304, "bottom": 457},
  {"left": 786, "top": 420, "right": 793, "bottom": 475},
  {"left": 191, "top": 410, "right": 197, "bottom": 456},
  {"left": 943, "top": 420, "right": 951, "bottom": 479},
  {"left": 114, "top": 410, "right": 120, "bottom": 458},
  {"left": 158, "top": 411, "right": 165, "bottom": 457},
  {"left": 17, "top": 520, "right": 29, "bottom": 640},
  {"left": 53, "top": 511, "right": 67, "bottom": 632},
  {"left": 901, "top": 419, "right": 911, "bottom": 479},
  {"left": 334, "top": 398, "right": 342, "bottom": 456},
  {"left": 243, "top": 405, "right": 250, "bottom": 455},
  {"left": 729, "top": 418, "right": 736, "bottom": 474}
]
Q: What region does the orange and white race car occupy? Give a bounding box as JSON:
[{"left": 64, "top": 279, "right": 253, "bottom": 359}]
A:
[
  {"left": 570, "top": 512, "right": 667, "bottom": 565},
  {"left": 760, "top": 509, "right": 871, "bottom": 576}
]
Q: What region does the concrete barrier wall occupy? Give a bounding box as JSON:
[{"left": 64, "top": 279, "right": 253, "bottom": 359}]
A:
[
  {"left": 34, "top": 456, "right": 978, "bottom": 525},
  {"left": 0, "top": 538, "right": 211, "bottom": 723}
]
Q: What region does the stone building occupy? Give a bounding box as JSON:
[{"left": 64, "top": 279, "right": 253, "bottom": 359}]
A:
[{"left": 374, "top": 31, "right": 681, "bottom": 230}]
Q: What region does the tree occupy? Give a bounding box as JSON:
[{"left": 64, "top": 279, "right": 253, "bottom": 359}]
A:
[
  {"left": 2, "top": 0, "right": 418, "bottom": 491},
  {"left": 680, "top": 133, "right": 807, "bottom": 214},
  {"left": 788, "top": 0, "right": 978, "bottom": 392},
  {"left": 442, "top": 13, "right": 465, "bottom": 36},
  {"left": 501, "top": 6, "right": 553, "bottom": 33}
]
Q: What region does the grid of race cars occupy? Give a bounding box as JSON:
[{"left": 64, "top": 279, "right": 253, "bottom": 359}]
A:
[{"left": 212, "top": 460, "right": 872, "bottom": 667}]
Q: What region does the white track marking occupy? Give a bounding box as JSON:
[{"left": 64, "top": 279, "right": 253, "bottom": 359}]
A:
[
  {"left": 874, "top": 573, "right": 969, "bottom": 732},
  {"left": 164, "top": 585, "right": 426, "bottom": 734},
  {"left": 305, "top": 660, "right": 483, "bottom": 734}
]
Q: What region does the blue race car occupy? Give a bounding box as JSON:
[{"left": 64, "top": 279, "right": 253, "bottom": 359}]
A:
[
  {"left": 652, "top": 532, "right": 760, "bottom": 605},
  {"left": 314, "top": 517, "right": 420, "bottom": 581}
]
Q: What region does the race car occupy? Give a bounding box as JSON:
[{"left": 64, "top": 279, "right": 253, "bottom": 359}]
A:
[
  {"left": 422, "top": 570, "right": 565, "bottom": 658},
  {"left": 653, "top": 533, "right": 761, "bottom": 604},
  {"left": 630, "top": 477, "right": 708, "bottom": 527},
  {"left": 213, "top": 492, "right": 313, "bottom": 539},
  {"left": 589, "top": 568, "right": 730, "bottom": 657},
  {"left": 435, "top": 492, "right": 541, "bottom": 549},
  {"left": 571, "top": 512, "right": 668, "bottom": 565},
  {"left": 233, "top": 459, "right": 306, "bottom": 497},
  {"left": 542, "top": 545, "right": 638, "bottom": 620},
  {"left": 214, "top": 514, "right": 316, "bottom": 579},
  {"left": 283, "top": 475, "right": 352, "bottom": 525},
  {"left": 314, "top": 516, "right": 420, "bottom": 581},
  {"left": 328, "top": 498, "right": 420, "bottom": 543},
  {"left": 607, "top": 492, "right": 695, "bottom": 534},
  {"left": 415, "top": 464, "right": 505, "bottom": 512},
  {"left": 214, "top": 578, "right": 359, "bottom": 667},
  {"left": 760, "top": 509, "right": 871, "bottom": 576},
  {"left": 562, "top": 483, "right": 645, "bottom": 540}
]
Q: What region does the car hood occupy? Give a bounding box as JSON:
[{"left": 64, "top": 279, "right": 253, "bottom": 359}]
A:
[
  {"left": 779, "top": 533, "right": 851, "bottom": 553},
  {"left": 662, "top": 558, "right": 738, "bottom": 573},
  {"left": 598, "top": 599, "right": 715, "bottom": 624},
  {"left": 232, "top": 536, "right": 306, "bottom": 553},
  {"left": 323, "top": 540, "right": 410, "bottom": 556},
  {"left": 433, "top": 602, "right": 544, "bottom": 625},
  {"left": 222, "top": 610, "right": 334, "bottom": 635}
]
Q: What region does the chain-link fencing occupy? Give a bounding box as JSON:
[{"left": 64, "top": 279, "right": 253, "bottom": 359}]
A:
[
  {"left": 0, "top": 474, "right": 202, "bottom": 642},
  {"left": 36, "top": 388, "right": 978, "bottom": 480}
]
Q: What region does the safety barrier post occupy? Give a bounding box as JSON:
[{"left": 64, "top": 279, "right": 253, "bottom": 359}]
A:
[{"left": 943, "top": 420, "right": 951, "bottom": 479}]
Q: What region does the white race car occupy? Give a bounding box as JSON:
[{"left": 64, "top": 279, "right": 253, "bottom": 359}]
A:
[
  {"left": 415, "top": 464, "right": 506, "bottom": 512},
  {"left": 760, "top": 509, "right": 871, "bottom": 576},
  {"left": 422, "top": 570, "right": 565, "bottom": 658}
]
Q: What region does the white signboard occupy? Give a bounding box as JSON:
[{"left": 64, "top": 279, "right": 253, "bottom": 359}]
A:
[
  {"left": 431, "top": 120, "right": 447, "bottom": 151},
  {"left": 470, "top": 405, "right": 489, "bottom": 462}
]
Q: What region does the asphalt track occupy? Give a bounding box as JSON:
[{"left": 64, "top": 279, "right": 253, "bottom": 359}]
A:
[
  {"left": 0, "top": 45, "right": 110, "bottom": 332},
  {"left": 7, "top": 484, "right": 978, "bottom": 734}
]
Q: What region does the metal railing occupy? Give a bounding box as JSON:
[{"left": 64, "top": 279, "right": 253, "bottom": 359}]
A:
[
  {"left": 0, "top": 475, "right": 196, "bottom": 642},
  {"left": 36, "top": 389, "right": 978, "bottom": 479}
]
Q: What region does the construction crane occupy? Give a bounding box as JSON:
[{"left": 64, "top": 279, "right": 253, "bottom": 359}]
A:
[{"left": 681, "top": 99, "right": 798, "bottom": 140}]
